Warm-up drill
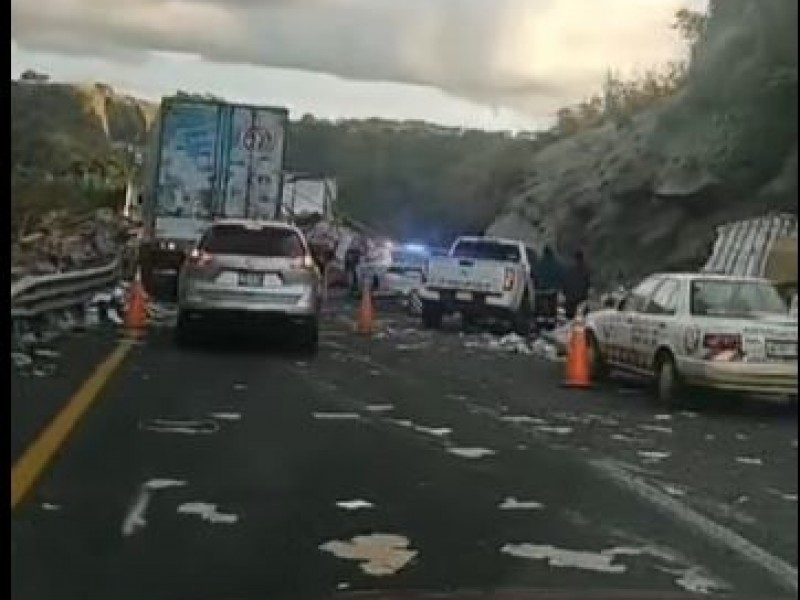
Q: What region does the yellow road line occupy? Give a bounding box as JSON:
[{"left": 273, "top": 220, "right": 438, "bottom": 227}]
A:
[{"left": 11, "top": 339, "right": 135, "bottom": 509}]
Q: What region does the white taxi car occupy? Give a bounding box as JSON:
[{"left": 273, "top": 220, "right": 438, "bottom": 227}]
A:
[{"left": 585, "top": 273, "right": 798, "bottom": 405}]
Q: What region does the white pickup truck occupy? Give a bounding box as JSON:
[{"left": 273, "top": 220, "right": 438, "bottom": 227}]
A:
[{"left": 418, "top": 236, "right": 537, "bottom": 333}]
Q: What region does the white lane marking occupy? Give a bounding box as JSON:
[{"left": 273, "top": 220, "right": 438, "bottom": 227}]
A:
[
  {"left": 498, "top": 497, "right": 544, "bottom": 510},
  {"left": 33, "top": 348, "right": 60, "bottom": 359},
  {"left": 233, "top": 383, "right": 248, "bottom": 391},
  {"left": 591, "top": 458, "right": 798, "bottom": 594},
  {"left": 447, "top": 447, "right": 495, "bottom": 459},
  {"left": 177, "top": 502, "right": 238, "bottom": 524},
  {"left": 312, "top": 412, "right": 361, "bottom": 420},
  {"left": 654, "top": 414, "right": 673, "bottom": 421},
  {"left": 735, "top": 433, "right": 749, "bottom": 441},
  {"left": 122, "top": 479, "right": 186, "bottom": 537},
  {"left": 365, "top": 404, "right": 394, "bottom": 412},
  {"left": 610, "top": 433, "right": 644, "bottom": 443},
  {"left": 209, "top": 412, "right": 242, "bottom": 421},
  {"left": 736, "top": 457, "right": 763, "bottom": 466},
  {"left": 41, "top": 502, "right": 61, "bottom": 511},
  {"left": 319, "top": 533, "right": 417, "bottom": 576},
  {"left": 638, "top": 424, "right": 673, "bottom": 435},
  {"left": 336, "top": 499, "right": 375, "bottom": 510}
]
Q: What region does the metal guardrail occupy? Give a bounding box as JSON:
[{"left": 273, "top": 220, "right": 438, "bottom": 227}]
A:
[{"left": 10, "top": 258, "right": 120, "bottom": 318}]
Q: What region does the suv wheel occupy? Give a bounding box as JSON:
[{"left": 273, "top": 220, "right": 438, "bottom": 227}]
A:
[{"left": 512, "top": 292, "right": 532, "bottom": 336}]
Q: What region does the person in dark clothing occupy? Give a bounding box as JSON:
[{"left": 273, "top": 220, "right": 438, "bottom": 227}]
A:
[
  {"left": 532, "top": 245, "right": 562, "bottom": 331},
  {"left": 344, "top": 244, "right": 363, "bottom": 293},
  {"left": 562, "top": 250, "right": 591, "bottom": 321}
]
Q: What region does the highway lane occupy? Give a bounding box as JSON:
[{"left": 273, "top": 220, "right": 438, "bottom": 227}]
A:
[{"left": 10, "top": 297, "right": 798, "bottom": 600}]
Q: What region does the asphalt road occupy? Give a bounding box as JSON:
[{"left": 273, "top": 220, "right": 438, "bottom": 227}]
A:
[{"left": 10, "top": 295, "right": 798, "bottom": 600}]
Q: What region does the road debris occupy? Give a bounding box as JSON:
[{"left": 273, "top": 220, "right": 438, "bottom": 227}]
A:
[
  {"left": 140, "top": 419, "right": 219, "bottom": 435},
  {"left": 447, "top": 447, "right": 496, "bottom": 459},
  {"left": 736, "top": 457, "right": 764, "bottom": 466},
  {"left": 313, "top": 412, "right": 361, "bottom": 420},
  {"left": 319, "top": 533, "right": 417, "bottom": 576},
  {"left": 178, "top": 502, "right": 238, "bottom": 525},
  {"left": 498, "top": 497, "right": 544, "bottom": 510}
]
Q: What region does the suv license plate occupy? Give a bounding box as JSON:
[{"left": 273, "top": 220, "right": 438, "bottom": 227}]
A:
[
  {"left": 456, "top": 291, "right": 473, "bottom": 301},
  {"left": 238, "top": 272, "right": 265, "bottom": 287}
]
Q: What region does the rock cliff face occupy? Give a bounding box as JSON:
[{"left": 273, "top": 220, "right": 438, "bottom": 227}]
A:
[{"left": 488, "top": 0, "right": 797, "bottom": 286}]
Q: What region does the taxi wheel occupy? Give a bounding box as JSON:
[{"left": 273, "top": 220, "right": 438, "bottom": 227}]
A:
[
  {"left": 655, "top": 352, "right": 682, "bottom": 407},
  {"left": 586, "top": 333, "right": 609, "bottom": 381}
]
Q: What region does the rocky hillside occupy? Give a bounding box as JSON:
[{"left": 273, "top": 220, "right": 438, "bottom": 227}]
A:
[
  {"left": 488, "top": 0, "right": 798, "bottom": 286},
  {"left": 11, "top": 79, "right": 155, "bottom": 177}
]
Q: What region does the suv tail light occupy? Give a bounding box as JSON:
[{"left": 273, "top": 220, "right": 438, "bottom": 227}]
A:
[
  {"left": 503, "top": 267, "right": 515, "bottom": 291},
  {"left": 703, "top": 333, "right": 742, "bottom": 360},
  {"left": 188, "top": 249, "right": 214, "bottom": 267}
]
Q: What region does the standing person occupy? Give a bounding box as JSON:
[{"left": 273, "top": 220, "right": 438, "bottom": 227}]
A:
[
  {"left": 562, "top": 250, "right": 591, "bottom": 321},
  {"left": 344, "top": 239, "right": 363, "bottom": 294},
  {"left": 533, "top": 245, "right": 562, "bottom": 331}
]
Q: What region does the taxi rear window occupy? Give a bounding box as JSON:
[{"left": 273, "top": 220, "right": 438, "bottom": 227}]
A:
[{"left": 690, "top": 279, "right": 788, "bottom": 316}]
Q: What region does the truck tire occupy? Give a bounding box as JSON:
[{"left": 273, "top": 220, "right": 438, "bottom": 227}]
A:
[
  {"left": 421, "top": 301, "right": 443, "bottom": 329},
  {"left": 512, "top": 292, "right": 532, "bottom": 336}
]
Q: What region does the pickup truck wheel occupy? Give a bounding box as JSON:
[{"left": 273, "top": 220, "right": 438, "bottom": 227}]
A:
[
  {"left": 421, "top": 301, "right": 443, "bottom": 329},
  {"left": 512, "top": 293, "right": 532, "bottom": 336}
]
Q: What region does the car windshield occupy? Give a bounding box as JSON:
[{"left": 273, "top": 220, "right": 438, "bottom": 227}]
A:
[
  {"left": 690, "top": 279, "right": 789, "bottom": 317},
  {"left": 451, "top": 240, "right": 521, "bottom": 262},
  {"left": 200, "top": 224, "right": 305, "bottom": 257}
]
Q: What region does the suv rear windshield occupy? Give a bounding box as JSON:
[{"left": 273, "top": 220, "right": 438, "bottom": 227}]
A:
[
  {"left": 200, "top": 224, "right": 306, "bottom": 258},
  {"left": 690, "top": 279, "right": 788, "bottom": 317},
  {"left": 451, "top": 240, "right": 521, "bottom": 262}
]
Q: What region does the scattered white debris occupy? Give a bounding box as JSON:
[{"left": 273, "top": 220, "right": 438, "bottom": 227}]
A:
[
  {"left": 365, "top": 404, "right": 394, "bottom": 412},
  {"left": 531, "top": 338, "right": 560, "bottom": 361},
  {"left": 638, "top": 451, "right": 671, "bottom": 463},
  {"left": 233, "top": 383, "right": 248, "bottom": 392},
  {"left": 11, "top": 352, "right": 33, "bottom": 368},
  {"left": 653, "top": 414, "right": 673, "bottom": 421},
  {"left": 464, "top": 333, "right": 533, "bottom": 355},
  {"left": 319, "top": 533, "right": 417, "bottom": 576},
  {"left": 535, "top": 426, "right": 573, "bottom": 436},
  {"left": 395, "top": 342, "right": 429, "bottom": 351},
  {"left": 447, "top": 447, "right": 496, "bottom": 459},
  {"left": 369, "top": 369, "right": 382, "bottom": 376},
  {"left": 705, "top": 434, "right": 716, "bottom": 441},
  {"left": 33, "top": 364, "right": 57, "bottom": 377},
  {"left": 735, "top": 433, "right": 749, "bottom": 441},
  {"left": 41, "top": 503, "right": 61, "bottom": 511},
  {"left": 662, "top": 484, "right": 686, "bottom": 497},
  {"left": 610, "top": 433, "right": 641, "bottom": 443},
  {"left": 502, "top": 415, "right": 547, "bottom": 425},
  {"left": 678, "top": 410, "right": 699, "bottom": 418},
  {"left": 209, "top": 412, "right": 242, "bottom": 421},
  {"left": 122, "top": 488, "right": 151, "bottom": 536},
  {"left": 336, "top": 499, "right": 375, "bottom": 510},
  {"left": 767, "top": 488, "right": 798, "bottom": 502},
  {"left": 33, "top": 348, "right": 60, "bottom": 359},
  {"left": 659, "top": 566, "right": 729, "bottom": 595},
  {"left": 446, "top": 393, "right": 468, "bottom": 401},
  {"left": 388, "top": 418, "right": 414, "bottom": 428},
  {"left": 735, "top": 457, "right": 763, "bottom": 466},
  {"left": 413, "top": 425, "right": 452, "bottom": 437},
  {"left": 500, "top": 543, "right": 626, "bottom": 574},
  {"left": 734, "top": 495, "right": 749, "bottom": 504},
  {"left": 295, "top": 361, "right": 309, "bottom": 368},
  {"left": 144, "top": 479, "right": 186, "bottom": 491},
  {"left": 498, "top": 497, "right": 544, "bottom": 510},
  {"left": 312, "top": 412, "right": 361, "bottom": 420},
  {"left": 177, "top": 502, "right": 238, "bottom": 524},
  {"left": 336, "top": 583, "right": 350, "bottom": 590},
  {"left": 107, "top": 308, "right": 124, "bottom": 325},
  {"left": 638, "top": 424, "right": 673, "bottom": 435}
]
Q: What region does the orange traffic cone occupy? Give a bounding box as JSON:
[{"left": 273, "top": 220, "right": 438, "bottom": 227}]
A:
[
  {"left": 356, "top": 280, "right": 375, "bottom": 335},
  {"left": 125, "top": 270, "right": 149, "bottom": 335},
  {"left": 562, "top": 319, "right": 591, "bottom": 388}
]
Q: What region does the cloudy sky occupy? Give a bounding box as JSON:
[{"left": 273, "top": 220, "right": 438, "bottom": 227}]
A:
[{"left": 11, "top": 0, "right": 708, "bottom": 131}]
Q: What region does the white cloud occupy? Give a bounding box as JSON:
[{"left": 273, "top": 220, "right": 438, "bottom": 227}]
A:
[{"left": 11, "top": 0, "right": 704, "bottom": 117}]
